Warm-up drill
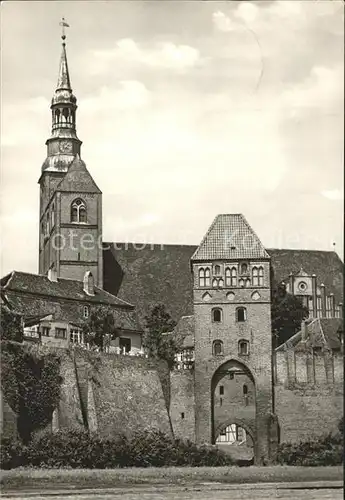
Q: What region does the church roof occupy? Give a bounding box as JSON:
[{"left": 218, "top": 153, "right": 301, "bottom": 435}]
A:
[
  {"left": 103, "top": 244, "right": 343, "bottom": 329},
  {"left": 191, "top": 214, "right": 270, "bottom": 261},
  {"left": 56, "top": 154, "right": 101, "bottom": 193}
]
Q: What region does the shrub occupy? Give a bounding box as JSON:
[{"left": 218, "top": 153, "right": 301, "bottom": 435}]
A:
[
  {"left": 0, "top": 437, "right": 26, "bottom": 470},
  {"left": 276, "top": 427, "right": 343, "bottom": 466},
  {"left": 1, "top": 428, "right": 233, "bottom": 469}
]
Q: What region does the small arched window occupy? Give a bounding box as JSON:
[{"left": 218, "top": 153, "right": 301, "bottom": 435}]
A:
[
  {"left": 71, "top": 199, "right": 87, "bottom": 223},
  {"left": 231, "top": 267, "right": 237, "bottom": 287},
  {"left": 212, "top": 278, "right": 218, "bottom": 288},
  {"left": 239, "top": 278, "right": 245, "bottom": 288},
  {"left": 213, "top": 340, "right": 223, "bottom": 356},
  {"left": 243, "top": 384, "right": 248, "bottom": 395},
  {"left": 225, "top": 267, "right": 231, "bottom": 286},
  {"left": 214, "top": 265, "right": 221, "bottom": 276},
  {"left": 258, "top": 267, "right": 264, "bottom": 286},
  {"left": 252, "top": 267, "right": 258, "bottom": 286},
  {"left": 218, "top": 278, "right": 224, "bottom": 288},
  {"left": 83, "top": 305, "right": 90, "bottom": 319},
  {"left": 239, "top": 340, "right": 249, "bottom": 355},
  {"left": 212, "top": 308, "right": 222, "bottom": 323},
  {"left": 236, "top": 307, "right": 247, "bottom": 322},
  {"left": 245, "top": 278, "right": 251, "bottom": 287},
  {"left": 240, "top": 263, "right": 248, "bottom": 275}
]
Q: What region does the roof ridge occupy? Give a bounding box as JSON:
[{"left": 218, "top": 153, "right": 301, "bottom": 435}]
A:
[{"left": 93, "top": 286, "right": 134, "bottom": 308}]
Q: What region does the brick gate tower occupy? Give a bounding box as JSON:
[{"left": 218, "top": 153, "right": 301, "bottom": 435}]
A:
[
  {"left": 191, "top": 214, "right": 278, "bottom": 464},
  {"left": 38, "top": 25, "right": 103, "bottom": 287}
]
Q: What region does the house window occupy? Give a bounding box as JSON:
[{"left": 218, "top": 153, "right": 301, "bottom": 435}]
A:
[
  {"left": 70, "top": 329, "right": 82, "bottom": 344},
  {"left": 240, "top": 263, "right": 248, "bottom": 275},
  {"left": 258, "top": 267, "right": 264, "bottom": 286},
  {"left": 252, "top": 267, "right": 258, "bottom": 286},
  {"left": 212, "top": 308, "right": 222, "bottom": 323},
  {"left": 42, "top": 327, "right": 50, "bottom": 337},
  {"left": 55, "top": 328, "right": 67, "bottom": 339},
  {"left": 119, "top": 337, "right": 131, "bottom": 353},
  {"left": 239, "top": 340, "right": 249, "bottom": 355},
  {"left": 214, "top": 265, "right": 221, "bottom": 275},
  {"left": 213, "top": 340, "right": 223, "bottom": 356},
  {"left": 236, "top": 307, "right": 247, "bottom": 322},
  {"left": 231, "top": 267, "right": 237, "bottom": 287},
  {"left": 71, "top": 198, "right": 87, "bottom": 223},
  {"left": 219, "top": 385, "right": 224, "bottom": 395},
  {"left": 83, "top": 306, "right": 90, "bottom": 319}
]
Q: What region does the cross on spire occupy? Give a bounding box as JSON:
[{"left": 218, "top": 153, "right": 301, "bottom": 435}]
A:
[{"left": 59, "top": 17, "right": 70, "bottom": 42}]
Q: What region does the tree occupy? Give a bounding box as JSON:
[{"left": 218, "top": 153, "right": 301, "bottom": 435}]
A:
[
  {"left": 271, "top": 281, "right": 309, "bottom": 347},
  {"left": 143, "top": 304, "right": 181, "bottom": 369},
  {"left": 82, "top": 307, "right": 119, "bottom": 352},
  {"left": 0, "top": 306, "right": 23, "bottom": 342}
]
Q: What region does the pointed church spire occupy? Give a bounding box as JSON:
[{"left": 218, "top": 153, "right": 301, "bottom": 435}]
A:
[
  {"left": 41, "top": 19, "right": 82, "bottom": 174},
  {"left": 56, "top": 41, "right": 71, "bottom": 91}
]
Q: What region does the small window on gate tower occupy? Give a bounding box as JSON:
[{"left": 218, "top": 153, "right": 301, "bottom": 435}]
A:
[{"left": 219, "top": 385, "right": 224, "bottom": 395}]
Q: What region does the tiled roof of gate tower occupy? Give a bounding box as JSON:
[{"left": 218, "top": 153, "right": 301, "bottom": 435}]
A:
[{"left": 191, "top": 214, "right": 270, "bottom": 261}]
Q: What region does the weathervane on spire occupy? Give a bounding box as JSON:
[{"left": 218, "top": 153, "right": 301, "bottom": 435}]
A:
[{"left": 59, "top": 17, "right": 70, "bottom": 42}]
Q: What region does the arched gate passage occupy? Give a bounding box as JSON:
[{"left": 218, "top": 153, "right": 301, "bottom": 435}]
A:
[{"left": 211, "top": 360, "right": 256, "bottom": 461}]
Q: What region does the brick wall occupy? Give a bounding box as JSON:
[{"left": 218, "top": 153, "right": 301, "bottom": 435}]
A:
[
  {"left": 170, "top": 370, "right": 195, "bottom": 441},
  {"left": 274, "top": 348, "right": 343, "bottom": 443}
]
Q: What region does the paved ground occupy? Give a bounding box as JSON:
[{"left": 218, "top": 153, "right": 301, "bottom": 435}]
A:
[{"left": 2, "top": 481, "right": 343, "bottom": 499}]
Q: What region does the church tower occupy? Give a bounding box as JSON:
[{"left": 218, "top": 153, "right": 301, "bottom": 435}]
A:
[
  {"left": 191, "top": 214, "right": 278, "bottom": 463},
  {"left": 38, "top": 24, "right": 103, "bottom": 287}
]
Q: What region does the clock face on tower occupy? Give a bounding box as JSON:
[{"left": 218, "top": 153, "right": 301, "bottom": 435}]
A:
[{"left": 59, "top": 141, "right": 73, "bottom": 154}]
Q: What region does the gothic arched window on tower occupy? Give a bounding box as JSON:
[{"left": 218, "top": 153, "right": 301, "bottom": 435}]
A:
[
  {"left": 240, "top": 263, "right": 248, "bottom": 275},
  {"left": 71, "top": 199, "right": 87, "bottom": 223},
  {"left": 213, "top": 340, "right": 223, "bottom": 356},
  {"left": 214, "top": 265, "right": 221, "bottom": 276},
  {"left": 238, "top": 340, "right": 249, "bottom": 355},
  {"left": 258, "top": 266, "right": 264, "bottom": 286},
  {"left": 212, "top": 308, "right": 223, "bottom": 323},
  {"left": 252, "top": 267, "right": 259, "bottom": 286},
  {"left": 204, "top": 267, "right": 211, "bottom": 287},
  {"left": 199, "top": 268, "right": 205, "bottom": 287},
  {"left": 236, "top": 307, "right": 247, "bottom": 322},
  {"left": 225, "top": 267, "right": 231, "bottom": 286},
  {"left": 231, "top": 267, "right": 237, "bottom": 287}
]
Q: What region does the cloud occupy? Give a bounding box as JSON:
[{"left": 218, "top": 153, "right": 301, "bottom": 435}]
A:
[
  {"left": 82, "top": 81, "right": 150, "bottom": 112},
  {"left": 90, "top": 38, "right": 201, "bottom": 75},
  {"left": 212, "top": 11, "right": 237, "bottom": 32},
  {"left": 235, "top": 2, "right": 259, "bottom": 24},
  {"left": 321, "top": 189, "right": 344, "bottom": 201}
]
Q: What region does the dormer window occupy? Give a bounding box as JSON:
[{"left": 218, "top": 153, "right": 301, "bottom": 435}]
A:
[
  {"left": 83, "top": 305, "right": 90, "bottom": 319},
  {"left": 83, "top": 271, "right": 95, "bottom": 296},
  {"left": 71, "top": 198, "right": 87, "bottom": 223}
]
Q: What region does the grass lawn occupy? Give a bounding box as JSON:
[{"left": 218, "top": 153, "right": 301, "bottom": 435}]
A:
[{"left": 1, "top": 465, "right": 343, "bottom": 490}]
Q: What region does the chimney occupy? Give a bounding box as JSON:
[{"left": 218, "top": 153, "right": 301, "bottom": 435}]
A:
[
  {"left": 48, "top": 267, "right": 58, "bottom": 282},
  {"left": 301, "top": 320, "right": 308, "bottom": 342},
  {"left": 320, "top": 283, "right": 326, "bottom": 318},
  {"left": 83, "top": 271, "right": 95, "bottom": 296}
]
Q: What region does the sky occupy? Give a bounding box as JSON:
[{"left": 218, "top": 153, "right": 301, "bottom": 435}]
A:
[{"left": 1, "top": 0, "right": 344, "bottom": 276}]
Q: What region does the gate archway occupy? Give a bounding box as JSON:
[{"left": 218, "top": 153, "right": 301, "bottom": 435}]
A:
[{"left": 211, "top": 359, "right": 256, "bottom": 461}]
